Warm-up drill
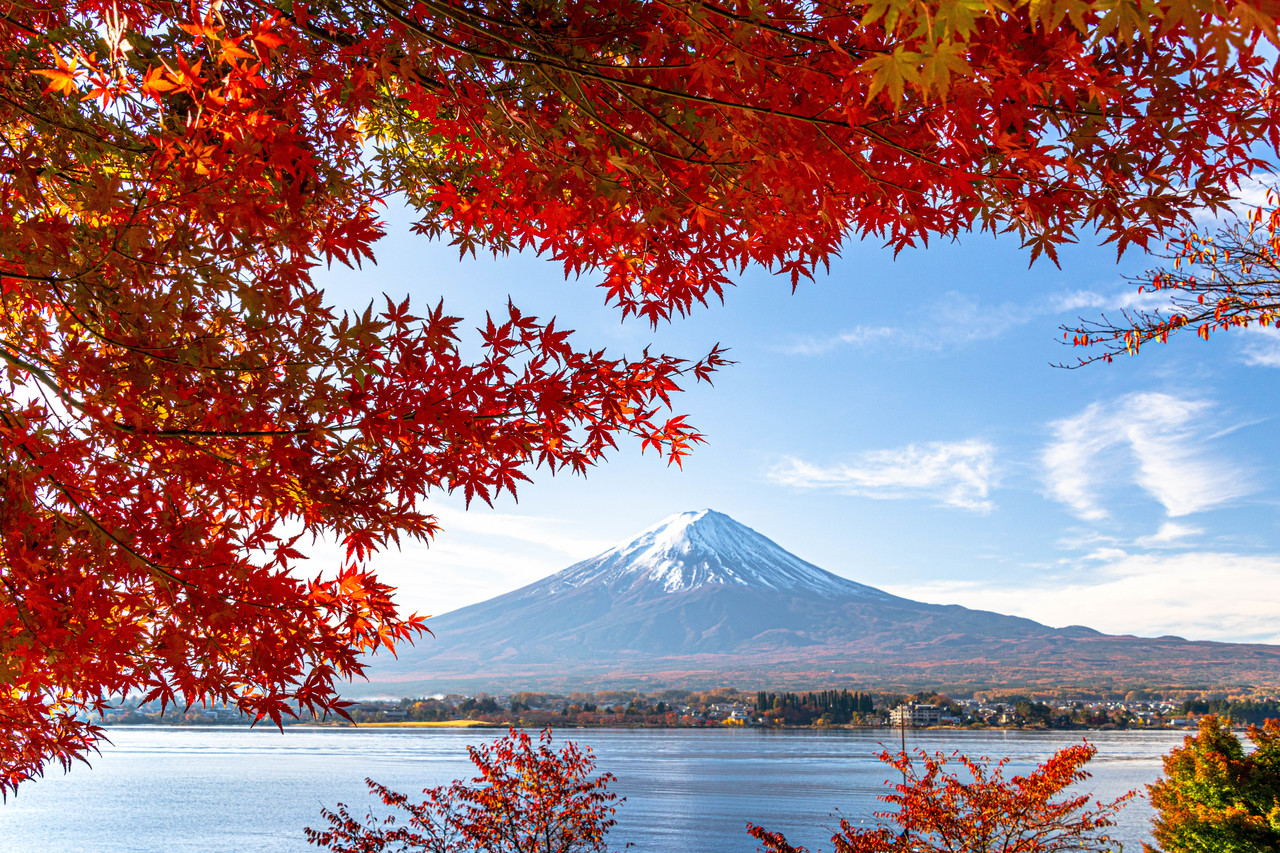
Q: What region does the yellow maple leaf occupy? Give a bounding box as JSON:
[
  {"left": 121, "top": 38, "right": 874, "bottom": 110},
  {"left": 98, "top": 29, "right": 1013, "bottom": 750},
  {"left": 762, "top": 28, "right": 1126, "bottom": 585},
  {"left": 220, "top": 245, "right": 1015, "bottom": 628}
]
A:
[{"left": 35, "top": 57, "right": 80, "bottom": 96}]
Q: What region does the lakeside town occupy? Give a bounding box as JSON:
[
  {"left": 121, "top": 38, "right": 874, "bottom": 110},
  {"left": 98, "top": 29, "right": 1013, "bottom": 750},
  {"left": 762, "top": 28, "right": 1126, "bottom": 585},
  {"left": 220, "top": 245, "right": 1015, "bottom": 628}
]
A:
[{"left": 99, "top": 687, "right": 1280, "bottom": 730}]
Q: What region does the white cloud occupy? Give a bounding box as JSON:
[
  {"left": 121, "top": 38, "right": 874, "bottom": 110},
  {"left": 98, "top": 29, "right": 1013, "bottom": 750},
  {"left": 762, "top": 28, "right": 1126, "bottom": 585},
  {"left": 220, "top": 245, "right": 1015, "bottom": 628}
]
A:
[
  {"left": 1043, "top": 393, "right": 1253, "bottom": 520},
  {"left": 778, "top": 294, "right": 1033, "bottom": 356},
  {"left": 1053, "top": 529, "right": 1122, "bottom": 552},
  {"left": 883, "top": 550, "right": 1280, "bottom": 645},
  {"left": 1050, "top": 287, "right": 1175, "bottom": 316},
  {"left": 1237, "top": 325, "right": 1280, "bottom": 368},
  {"left": 1081, "top": 546, "right": 1130, "bottom": 563},
  {"left": 768, "top": 440, "right": 997, "bottom": 512},
  {"left": 776, "top": 266, "right": 1267, "bottom": 361},
  {"left": 429, "top": 506, "right": 614, "bottom": 557},
  {"left": 1134, "top": 521, "right": 1203, "bottom": 549},
  {"left": 1192, "top": 173, "right": 1274, "bottom": 225},
  {"left": 1043, "top": 405, "right": 1115, "bottom": 521},
  {"left": 293, "top": 505, "right": 614, "bottom": 618},
  {"left": 370, "top": 537, "right": 567, "bottom": 618},
  {"left": 781, "top": 284, "right": 1183, "bottom": 359},
  {"left": 780, "top": 325, "right": 898, "bottom": 356}
]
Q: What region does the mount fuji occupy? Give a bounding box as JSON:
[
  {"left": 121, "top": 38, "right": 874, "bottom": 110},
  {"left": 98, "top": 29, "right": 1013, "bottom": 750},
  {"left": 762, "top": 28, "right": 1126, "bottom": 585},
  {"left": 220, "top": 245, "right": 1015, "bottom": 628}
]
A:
[{"left": 357, "top": 510, "right": 1280, "bottom": 694}]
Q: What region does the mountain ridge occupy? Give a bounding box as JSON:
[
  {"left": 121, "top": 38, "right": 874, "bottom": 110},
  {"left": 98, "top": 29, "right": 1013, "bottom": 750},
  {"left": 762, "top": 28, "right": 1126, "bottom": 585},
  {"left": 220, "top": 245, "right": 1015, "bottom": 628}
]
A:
[{"left": 355, "top": 509, "right": 1280, "bottom": 695}]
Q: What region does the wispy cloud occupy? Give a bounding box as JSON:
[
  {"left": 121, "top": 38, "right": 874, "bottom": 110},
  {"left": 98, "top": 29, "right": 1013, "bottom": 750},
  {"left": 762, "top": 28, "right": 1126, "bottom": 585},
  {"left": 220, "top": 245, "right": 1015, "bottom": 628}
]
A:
[
  {"left": 781, "top": 325, "right": 899, "bottom": 356},
  {"left": 1134, "top": 521, "right": 1203, "bottom": 549},
  {"left": 778, "top": 294, "right": 1034, "bottom": 356},
  {"left": 1237, "top": 326, "right": 1280, "bottom": 368},
  {"left": 430, "top": 506, "right": 615, "bottom": 557},
  {"left": 1192, "top": 173, "right": 1274, "bottom": 225},
  {"left": 1042, "top": 406, "right": 1115, "bottom": 522},
  {"left": 293, "top": 506, "right": 615, "bottom": 617},
  {"left": 780, "top": 285, "right": 1183, "bottom": 358},
  {"left": 768, "top": 440, "right": 997, "bottom": 512},
  {"left": 883, "top": 550, "right": 1280, "bottom": 644},
  {"left": 1042, "top": 393, "right": 1253, "bottom": 520},
  {"left": 370, "top": 537, "right": 570, "bottom": 618},
  {"left": 1050, "top": 287, "right": 1175, "bottom": 316},
  {"left": 1053, "top": 528, "right": 1122, "bottom": 552}
]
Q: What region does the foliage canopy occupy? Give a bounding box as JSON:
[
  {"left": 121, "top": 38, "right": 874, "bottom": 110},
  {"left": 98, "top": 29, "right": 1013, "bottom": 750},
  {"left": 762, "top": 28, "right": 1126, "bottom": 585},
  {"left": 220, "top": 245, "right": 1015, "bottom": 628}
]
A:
[{"left": 4, "top": 0, "right": 1280, "bottom": 793}]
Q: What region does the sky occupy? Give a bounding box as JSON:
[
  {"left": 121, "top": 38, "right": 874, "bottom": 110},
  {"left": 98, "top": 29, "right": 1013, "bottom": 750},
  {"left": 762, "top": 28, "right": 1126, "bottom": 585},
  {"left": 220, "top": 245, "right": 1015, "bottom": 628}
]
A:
[{"left": 313, "top": 190, "right": 1280, "bottom": 647}]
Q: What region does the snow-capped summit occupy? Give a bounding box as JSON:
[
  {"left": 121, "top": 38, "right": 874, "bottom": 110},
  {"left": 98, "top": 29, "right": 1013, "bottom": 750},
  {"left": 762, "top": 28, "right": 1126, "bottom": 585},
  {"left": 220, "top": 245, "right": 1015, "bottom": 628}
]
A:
[{"left": 547, "top": 509, "right": 883, "bottom": 596}]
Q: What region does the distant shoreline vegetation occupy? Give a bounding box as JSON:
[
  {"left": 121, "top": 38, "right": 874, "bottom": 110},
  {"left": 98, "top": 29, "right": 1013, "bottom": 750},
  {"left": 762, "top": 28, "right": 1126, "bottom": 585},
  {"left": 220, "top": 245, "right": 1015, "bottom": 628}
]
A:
[{"left": 98, "top": 687, "right": 1280, "bottom": 730}]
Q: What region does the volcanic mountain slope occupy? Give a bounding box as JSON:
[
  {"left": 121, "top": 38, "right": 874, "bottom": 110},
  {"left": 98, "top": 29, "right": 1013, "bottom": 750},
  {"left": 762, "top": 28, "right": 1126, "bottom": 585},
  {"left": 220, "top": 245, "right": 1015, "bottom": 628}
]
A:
[{"left": 357, "top": 510, "right": 1280, "bottom": 694}]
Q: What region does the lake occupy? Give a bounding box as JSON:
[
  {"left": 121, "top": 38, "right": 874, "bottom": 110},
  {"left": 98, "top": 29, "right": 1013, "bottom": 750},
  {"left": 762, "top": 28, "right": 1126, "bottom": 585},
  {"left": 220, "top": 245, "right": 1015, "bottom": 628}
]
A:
[{"left": 0, "top": 726, "right": 1187, "bottom": 852}]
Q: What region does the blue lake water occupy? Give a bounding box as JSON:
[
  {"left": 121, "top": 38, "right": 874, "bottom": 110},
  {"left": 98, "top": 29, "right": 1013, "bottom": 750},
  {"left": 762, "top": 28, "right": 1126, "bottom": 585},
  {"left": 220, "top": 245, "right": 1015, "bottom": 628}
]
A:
[{"left": 0, "top": 727, "right": 1186, "bottom": 852}]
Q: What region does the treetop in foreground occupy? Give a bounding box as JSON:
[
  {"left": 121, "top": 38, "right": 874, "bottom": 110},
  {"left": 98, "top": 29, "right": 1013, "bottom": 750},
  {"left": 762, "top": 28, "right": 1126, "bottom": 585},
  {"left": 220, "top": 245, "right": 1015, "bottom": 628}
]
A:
[
  {"left": 1145, "top": 715, "right": 1280, "bottom": 853},
  {"left": 5, "top": 0, "right": 1280, "bottom": 795},
  {"left": 306, "top": 727, "right": 623, "bottom": 853},
  {"left": 750, "top": 742, "right": 1132, "bottom": 853}
]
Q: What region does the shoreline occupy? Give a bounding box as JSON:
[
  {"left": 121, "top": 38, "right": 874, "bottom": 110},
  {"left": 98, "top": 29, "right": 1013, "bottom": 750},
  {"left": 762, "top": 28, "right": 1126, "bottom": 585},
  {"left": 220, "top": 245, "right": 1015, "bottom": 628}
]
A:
[
  {"left": 345, "top": 720, "right": 503, "bottom": 728},
  {"left": 100, "top": 720, "right": 1201, "bottom": 733}
]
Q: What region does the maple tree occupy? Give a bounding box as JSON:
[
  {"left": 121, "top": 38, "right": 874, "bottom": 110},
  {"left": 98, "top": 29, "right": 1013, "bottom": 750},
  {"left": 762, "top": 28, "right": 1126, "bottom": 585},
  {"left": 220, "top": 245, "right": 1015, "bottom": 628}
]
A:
[
  {"left": 748, "top": 744, "right": 1132, "bottom": 853},
  {"left": 305, "top": 727, "right": 623, "bottom": 853},
  {"left": 1145, "top": 715, "right": 1280, "bottom": 853},
  {"left": 1064, "top": 189, "right": 1280, "bottom": 365},
  {"left": 5, "top": 0, "right": 1280, "bottom": 797}
]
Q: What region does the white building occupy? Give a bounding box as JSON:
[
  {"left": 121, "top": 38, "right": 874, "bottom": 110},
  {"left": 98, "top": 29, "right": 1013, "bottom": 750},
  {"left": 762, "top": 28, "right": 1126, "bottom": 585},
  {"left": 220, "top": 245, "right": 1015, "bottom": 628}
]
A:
[{"left": 889, "top": 703, "right": 944, "bottom": 727}]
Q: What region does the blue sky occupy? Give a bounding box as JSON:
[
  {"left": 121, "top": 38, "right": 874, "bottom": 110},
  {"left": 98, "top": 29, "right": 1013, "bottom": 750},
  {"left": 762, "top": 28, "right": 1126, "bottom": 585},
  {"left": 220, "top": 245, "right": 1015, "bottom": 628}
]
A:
[{"left": 315, "top": 192, "right": 1280, "bottom": 646}]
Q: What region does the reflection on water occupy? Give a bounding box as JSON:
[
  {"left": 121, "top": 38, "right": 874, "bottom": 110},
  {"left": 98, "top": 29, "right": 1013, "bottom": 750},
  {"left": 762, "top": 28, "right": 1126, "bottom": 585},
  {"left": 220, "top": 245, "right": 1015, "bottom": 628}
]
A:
[{"left": 0, "top": 727, "right": 1184, "bottom": 853}]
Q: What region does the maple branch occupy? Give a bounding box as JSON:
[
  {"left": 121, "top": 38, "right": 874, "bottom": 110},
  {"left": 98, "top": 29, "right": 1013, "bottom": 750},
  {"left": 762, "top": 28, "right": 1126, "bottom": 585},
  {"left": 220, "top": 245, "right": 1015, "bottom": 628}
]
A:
[
  {"left": 377, "top": 0, "right": 646, "bottom": 69},
  {"left": 0, "top": 340, "right": 97, "bottom": 422},
  {"left": 0, "top": 415, "right": 306, "bottom": 626},
  {"left": 0, "top": 333, "right": 286, "bottom": 441},
  {"left": 45, "top": 280, "right": 255, "bottom": 372},
  {"left": 370, "top": 0, "right": 868, "bottom": 131},
  {"left": 0, "top": 91, "right": 151, "bottom": 155},
  {"left": 358, "top": 0, "right": 965, "bottom": 176},
  {"left": 0, "top": 416, "right": 197, "bottom": 594},
  {"left": 33, "top": 477, "right": 314, "bottom": 627},
  {"left": 0, "top": 8, "right": 42, "bottom": 37},
  {"left": 584, "top": 77, "right": 715, "bottom": 164},
  {"left": 110, "top": 423, "right": 314, "bottom": 437},
  {"left": 0, "top": 576, "right": 61, "bottom": 660},
  {"left": 651, "top": 0, "right": 845, "bottom": 51},
  {"left": 1058, "top": 210, "right": 1280, "bottom": 366},
  {"left": 535, "top": 67, "right": 714, "bottom": 166}
]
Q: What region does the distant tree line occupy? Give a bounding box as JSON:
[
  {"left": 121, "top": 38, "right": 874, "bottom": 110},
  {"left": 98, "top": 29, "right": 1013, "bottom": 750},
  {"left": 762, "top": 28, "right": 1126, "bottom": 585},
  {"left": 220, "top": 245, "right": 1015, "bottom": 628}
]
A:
[
  {"left": 350, "top": 687, "right": 902, "bottom": 727},
  {"left": 1180, "top": 698, "right": 1280, "bottom": 724},
  {"left": 350, "top": 688, "right": 757, "bottom": 726},
  {"left": 755, "top": 690, "right": 877, "bottom": 725},
  {"left": 351, "top": 686, "right": 1280, "bottom": 729}
]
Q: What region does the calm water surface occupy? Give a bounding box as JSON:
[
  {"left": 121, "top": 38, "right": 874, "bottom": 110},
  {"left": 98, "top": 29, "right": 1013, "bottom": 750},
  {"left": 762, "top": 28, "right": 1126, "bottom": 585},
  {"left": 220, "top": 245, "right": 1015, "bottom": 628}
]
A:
[{"left": 1, "top": 727, "right": 1185, "bottom": 852}]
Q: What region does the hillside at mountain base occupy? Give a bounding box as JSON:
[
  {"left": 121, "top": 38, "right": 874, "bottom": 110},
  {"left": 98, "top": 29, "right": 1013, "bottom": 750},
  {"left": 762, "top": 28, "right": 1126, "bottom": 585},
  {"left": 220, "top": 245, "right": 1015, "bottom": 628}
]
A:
[{"left": 355, "top": 510, "right": 1280, "bottom": 695}]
